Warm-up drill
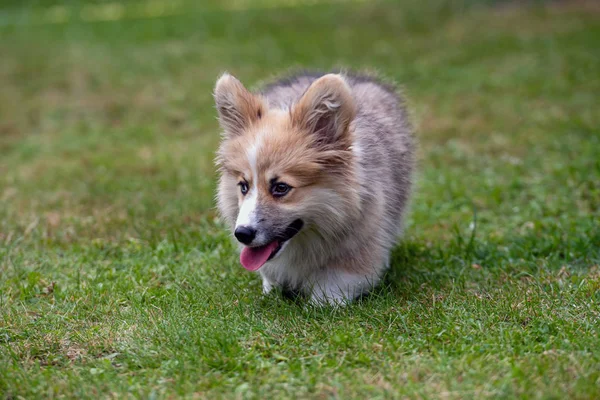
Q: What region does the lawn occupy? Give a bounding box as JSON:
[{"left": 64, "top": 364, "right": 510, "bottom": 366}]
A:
[{"left": 1, "top": 0, "right": 599, "bottom": 398}]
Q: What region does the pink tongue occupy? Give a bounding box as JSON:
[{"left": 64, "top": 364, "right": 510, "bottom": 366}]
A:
[{"left": 240, "top": 241, "right": 279, "bottom": 271}]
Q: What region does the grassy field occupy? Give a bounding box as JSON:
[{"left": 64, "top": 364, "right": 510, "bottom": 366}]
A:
[{"left": 1, "top": 0, "right": 599, "bottom": 398}]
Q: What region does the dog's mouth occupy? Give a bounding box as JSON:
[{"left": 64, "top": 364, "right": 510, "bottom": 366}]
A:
[{"left": 239, "top": 219, "right": 304, "bottom": 271}]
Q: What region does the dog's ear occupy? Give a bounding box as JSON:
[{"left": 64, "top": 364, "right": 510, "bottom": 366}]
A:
[
  {"left": 214, "top": 73, "right": 267, "bottom": 137},
  {"left": 292, "top": 74, "right": 356, "bottom": 145}
]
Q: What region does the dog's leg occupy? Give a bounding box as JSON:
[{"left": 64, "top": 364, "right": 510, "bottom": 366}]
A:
[
  {"left": 309, "top": 269, "right": 380, "bottom": 306},
  {"left": 261, "top": 276, "right": 274, "bottom": 295}
]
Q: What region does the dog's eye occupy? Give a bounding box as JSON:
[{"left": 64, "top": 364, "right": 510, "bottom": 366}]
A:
[
  {"left": 271, "top": 182, "right": 292, "bottom": 197},
  {"left": 238, "top": 181, "right": 249, "bottom": 195}
]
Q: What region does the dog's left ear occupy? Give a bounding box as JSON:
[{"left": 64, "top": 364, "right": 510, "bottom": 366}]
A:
[
  {"left": 292, "top": 74, "right": 356, "bottom": 145},
  {"left": 214, "top": 73, "right": 267, "bottom": 138}
]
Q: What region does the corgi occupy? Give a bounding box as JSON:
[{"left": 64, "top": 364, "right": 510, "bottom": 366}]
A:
[{"left": 214, "top": 71, "right": 415, "bottom": 305}]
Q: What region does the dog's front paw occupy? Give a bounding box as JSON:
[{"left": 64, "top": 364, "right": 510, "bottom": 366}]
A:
[
  {"left": 309, "top": 292, "right": 351, "bottom": 307},
  {"left": 262, "top": 277, "right": 274, "bottom": 295},
  {"left": 308, "top": 270, "right": 380, "bottom": 306}
]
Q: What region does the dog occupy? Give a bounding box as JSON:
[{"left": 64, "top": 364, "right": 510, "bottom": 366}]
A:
[{"left": 214, "top": 71, "right": 415, "bottom": 305}]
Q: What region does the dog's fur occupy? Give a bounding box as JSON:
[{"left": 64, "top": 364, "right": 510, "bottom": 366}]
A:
[{"left": 214, "top": 71, "right": 415, "bottom": 305}]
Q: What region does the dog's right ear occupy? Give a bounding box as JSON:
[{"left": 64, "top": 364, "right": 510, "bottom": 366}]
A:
[{"left": 214, "top": 73, "right": 266, "bottom": 138}]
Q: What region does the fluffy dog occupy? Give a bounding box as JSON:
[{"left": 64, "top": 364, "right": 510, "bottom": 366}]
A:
[{"left": 214, "top": 71, "right": 415, "bottom": 304}]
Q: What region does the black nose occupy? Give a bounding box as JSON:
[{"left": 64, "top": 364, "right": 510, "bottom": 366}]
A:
[{"left": 234, "top": 226, "right": 256, "bottom": 245}]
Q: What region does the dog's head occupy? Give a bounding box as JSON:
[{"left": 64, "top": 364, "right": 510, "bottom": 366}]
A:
[{"left": 214, "top": 73, "right": 359, "bottom": 271}]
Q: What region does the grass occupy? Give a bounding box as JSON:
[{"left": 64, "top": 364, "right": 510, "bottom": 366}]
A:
[{"left": 1, "top": 0, "right": 599, "bottom": 398}]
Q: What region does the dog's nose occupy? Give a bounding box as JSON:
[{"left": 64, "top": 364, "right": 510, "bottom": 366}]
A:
[{"left": 234, "top": 226, "right": 256, "bottom": 245}]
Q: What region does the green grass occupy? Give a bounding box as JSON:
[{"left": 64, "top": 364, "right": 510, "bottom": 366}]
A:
[{"left": 1, "top": 0, "right": 599, "bottom": 398}]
